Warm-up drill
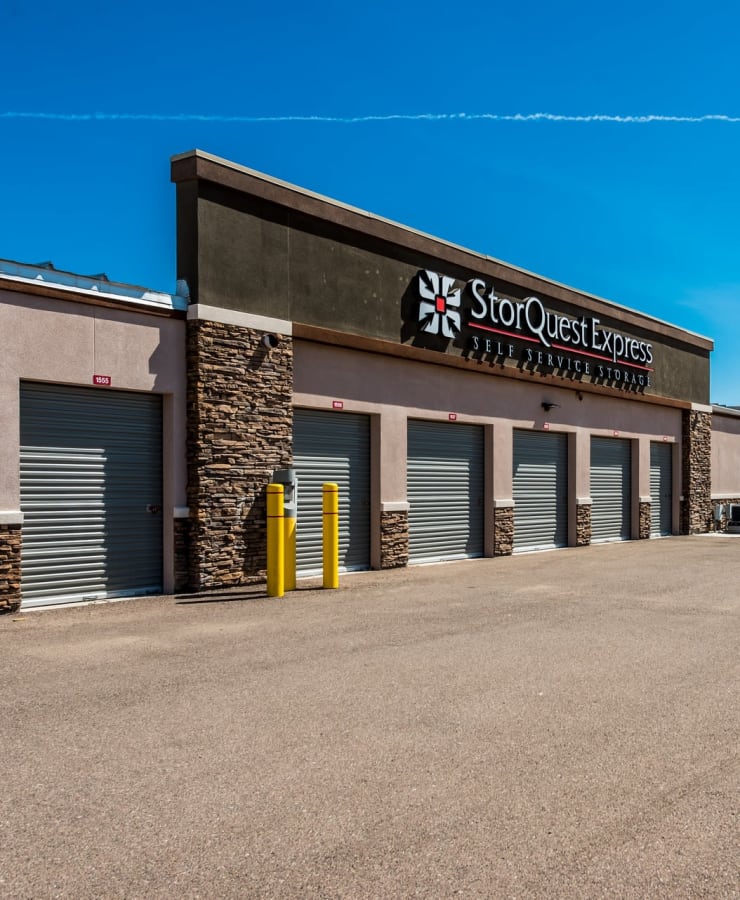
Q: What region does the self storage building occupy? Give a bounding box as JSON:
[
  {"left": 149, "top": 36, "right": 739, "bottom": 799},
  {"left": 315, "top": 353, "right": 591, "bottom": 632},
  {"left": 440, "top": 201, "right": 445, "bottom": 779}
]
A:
[
  {"left": 2, "top": 151, "right": 738, "bottom": 614},
  {"left": 170, "top": 150, "right": 722, "bottom": 593},
  {"left": 0, "top": 261, "right": 188, "bottom": 611}
]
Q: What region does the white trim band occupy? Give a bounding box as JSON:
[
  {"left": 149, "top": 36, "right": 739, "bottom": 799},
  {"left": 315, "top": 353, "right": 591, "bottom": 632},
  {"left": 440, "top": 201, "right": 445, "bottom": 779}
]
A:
[
  {"left": 173, "top": 507, "right": 190, "bottom": 519},
  {"left": 187, "top": 304, "right": 292, "bottom": 335},
  {"left": 639, "top": 496, "right": 652, "bottom": 504},
  {"left": 0, "top": 511, "right": 23, "bottom": 525},
  {"left": 576, "top": 497, "right": 592, "bottom": 506},
  {"left": 690, "top": 403, "right": 713, "bottom": 413},
  {"left": 711, "top": 493, "right": 740, "bottom": 501},
  {"left": 493, "top": 499, "right": 515, "bottom": 509},
  {"left": 381, "top": 501, "right": 409, "bottom": 513}
]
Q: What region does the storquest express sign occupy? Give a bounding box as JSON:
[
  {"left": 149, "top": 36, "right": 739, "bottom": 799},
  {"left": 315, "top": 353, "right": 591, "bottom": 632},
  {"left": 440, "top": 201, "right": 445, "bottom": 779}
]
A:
[{"left": 415, "top": 269, "right": 654, "bottom": 391}]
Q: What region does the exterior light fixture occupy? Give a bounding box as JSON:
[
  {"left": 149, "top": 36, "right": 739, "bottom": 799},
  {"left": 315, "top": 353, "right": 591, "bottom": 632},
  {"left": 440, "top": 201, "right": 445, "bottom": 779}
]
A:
[
  {"left": 541, "top": 401, "right": 560, "bottom": 412},
  {"left": 261, "top": 333, "right": 280, "bottom": 350}
]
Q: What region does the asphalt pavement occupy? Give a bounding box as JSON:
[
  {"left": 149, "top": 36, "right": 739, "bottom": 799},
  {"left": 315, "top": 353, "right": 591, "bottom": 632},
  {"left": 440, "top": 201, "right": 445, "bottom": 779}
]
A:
[{"left": 1, "top": 536, "right": 738, "bottom": 898}]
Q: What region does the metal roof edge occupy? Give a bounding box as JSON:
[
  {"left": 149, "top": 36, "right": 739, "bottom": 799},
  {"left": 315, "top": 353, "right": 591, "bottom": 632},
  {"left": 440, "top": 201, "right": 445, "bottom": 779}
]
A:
[
  {"left": 712, "top": 404, "right": 740, "bottom": 417},
  {"left": 0, "top": 259, "right": 188, "bottom": 312}
]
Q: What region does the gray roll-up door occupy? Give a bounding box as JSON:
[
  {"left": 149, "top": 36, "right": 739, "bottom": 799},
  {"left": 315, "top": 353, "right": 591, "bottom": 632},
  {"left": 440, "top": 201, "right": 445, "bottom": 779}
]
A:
[
  {"left": 293, "top": 409, "right": 370, "bottom": 575},
  {"left": 590, "top": 437, "right": 632, "bottom": 542},
  {"left": 650, "top": 442, "right": 673, "bottom": 536},
  {"left": 513, "top": 430, "right": 568, "bottom": 552},
  {"left": 19, "top": 382, "right": 163, "bottom": 608},
  {"left": 407, "top": 420, "right": 484, "bottom": 564}
]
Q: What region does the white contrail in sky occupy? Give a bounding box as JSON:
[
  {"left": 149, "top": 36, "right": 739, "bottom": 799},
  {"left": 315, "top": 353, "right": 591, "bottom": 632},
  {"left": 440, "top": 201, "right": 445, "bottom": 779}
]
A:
[{"left": 1, "top": 111, "right": 740, "bottom": 124}]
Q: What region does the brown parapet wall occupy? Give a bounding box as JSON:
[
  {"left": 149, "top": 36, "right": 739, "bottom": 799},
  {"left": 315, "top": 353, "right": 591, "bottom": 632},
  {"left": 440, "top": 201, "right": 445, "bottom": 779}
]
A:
[{"left": 170, "top": 151, "right": 712, "bottom": 353}]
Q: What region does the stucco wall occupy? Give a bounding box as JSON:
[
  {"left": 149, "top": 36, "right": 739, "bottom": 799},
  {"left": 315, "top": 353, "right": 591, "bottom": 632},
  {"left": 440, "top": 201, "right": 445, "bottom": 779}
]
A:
[
  {"left": 293, "top": 340, "right": 683, "bottom": 527},
  {"left": 0, "top": 289, "right": 187, "bottom": 592},
  {"left": 711, "top": 410, "right": 740, "bottom": 497}
]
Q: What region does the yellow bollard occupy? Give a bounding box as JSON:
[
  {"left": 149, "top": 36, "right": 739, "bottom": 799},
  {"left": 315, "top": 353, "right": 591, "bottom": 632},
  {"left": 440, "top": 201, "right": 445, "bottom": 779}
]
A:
[
  {"left": 266, "top": 483, "right": 285, "bottom": 598},
  {"left": 322, "top": 482, "right": 339, "bottom": 589},
  {"left": 284, "top": 513, "right": 296, "bottom": 592}
]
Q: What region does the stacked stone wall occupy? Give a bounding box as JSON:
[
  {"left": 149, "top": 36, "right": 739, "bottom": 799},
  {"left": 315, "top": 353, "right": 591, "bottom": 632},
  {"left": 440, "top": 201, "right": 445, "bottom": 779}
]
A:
[
  {"left": 187, "top": 320, "right": 293, "bottom": 591},
  {"left": 576, "top": 504, "right": 591, "bottom": 546},
  {"left": 173, "top": 517, "right": 190, "bottom": 593},
  {"left": 639, "top": 502, "right": 651, "bottom": 539},
  {"left": 681, "top": 411, "right": 712, "bottom": 534},
  {"left": 380, "top": 511, "right": 409, "bottom": 568},
  {"left": 0, "top": 525, "right": 22, "bottom": 613},
  {"left": 493, "top": 506, "right": 514, "bottom": 556}
]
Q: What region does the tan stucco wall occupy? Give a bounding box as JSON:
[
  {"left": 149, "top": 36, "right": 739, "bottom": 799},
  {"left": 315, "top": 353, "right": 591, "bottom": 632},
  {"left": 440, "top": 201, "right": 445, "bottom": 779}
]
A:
[
  {"left": 293, "top": 341, "right": 683, "bottom": 532},
  {"left": 711, "top": 411, "right": 740, "bottom": 497},
  {"left": 0, "top": 290, "right": 186, "bottom": 591}
]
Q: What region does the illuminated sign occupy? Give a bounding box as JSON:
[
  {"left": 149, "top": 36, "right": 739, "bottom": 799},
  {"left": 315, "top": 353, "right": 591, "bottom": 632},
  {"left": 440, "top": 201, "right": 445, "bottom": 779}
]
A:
[{"left": 415, "top": 270, "right": 654, "bottom": 390}]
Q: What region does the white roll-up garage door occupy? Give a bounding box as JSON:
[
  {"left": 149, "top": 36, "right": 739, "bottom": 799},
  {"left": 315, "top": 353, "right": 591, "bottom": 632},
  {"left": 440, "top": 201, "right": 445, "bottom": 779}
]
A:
[
  {"left": 513, "top": 430, "right": 568, "bottom": 552},
  {"left": 407, "top": 420, "right": 484, "bottom": 564},
  {"left": 293, "top": 409, "right": 370, "bottom": 575},
  {"left": 650, "top": 442, "right": 673, "bottom": 536},
  {"left": 590, "top": 437, "right": 632, "bottom": 542},
  {"left": 19, "top": 382, "right": 163, "bottom": 608}
]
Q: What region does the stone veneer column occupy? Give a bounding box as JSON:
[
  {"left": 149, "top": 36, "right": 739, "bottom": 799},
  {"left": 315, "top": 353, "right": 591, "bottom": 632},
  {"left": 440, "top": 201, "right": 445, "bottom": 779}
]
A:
[
  {"left": 576, "top": 502, "right": 591, "bottom": 546},
  {"left": 493, "top": 503, "right": 514, "bottom": 556},
  {"left": 680, "top": 409, "right": 712, "bottom": 535},
  {"left": 0, "top": 524, "right": 22, "bottom": 613},
  {"left": 380, "top": 509, "right": 409, "bottom": 568},
  {"left": 173, "top": 515, "right": 190, "bottom": 593},
  {"left": 187, "top": 319, "right": 293, "bottom": 591},
  {"left": 639, "top": 501, "right": 651, "bottom": 538}
]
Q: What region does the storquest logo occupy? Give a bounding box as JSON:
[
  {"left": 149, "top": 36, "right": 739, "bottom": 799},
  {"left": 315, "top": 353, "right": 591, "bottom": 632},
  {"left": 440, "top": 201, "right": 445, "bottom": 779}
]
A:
[
  {"left": 406, "top": 268, "right": 654, "bottom": 392},
  {"left": 418, "top": 270, "right": 461, "bottom": 338}
]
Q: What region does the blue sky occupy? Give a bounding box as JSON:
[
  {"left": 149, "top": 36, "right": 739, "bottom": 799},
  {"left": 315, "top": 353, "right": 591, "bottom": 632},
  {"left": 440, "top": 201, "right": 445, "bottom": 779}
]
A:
[{"left": 2, "top": 0, "right": 739, "bottom": 403}]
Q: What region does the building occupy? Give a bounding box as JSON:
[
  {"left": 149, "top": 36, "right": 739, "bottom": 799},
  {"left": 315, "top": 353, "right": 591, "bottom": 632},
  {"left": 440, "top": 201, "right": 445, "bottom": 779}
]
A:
[
  {"left": 0, "top": 260, "right": 187, "bottom": 611},
  {"left": 2, "top": 150, "right": 739, "bottom": 612},
  {"left": 170, "top": 150, "right": 738, "bottom": 592}
]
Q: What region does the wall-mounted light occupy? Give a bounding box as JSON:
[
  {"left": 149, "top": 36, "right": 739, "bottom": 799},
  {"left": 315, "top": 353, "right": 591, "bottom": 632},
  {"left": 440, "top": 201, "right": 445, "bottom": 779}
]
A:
[
  {"left": 261, "top": 333, "right": 280, "bottom": 350},
  {"left": 541, "top": 401, "right": 560, "bottom": 412}
]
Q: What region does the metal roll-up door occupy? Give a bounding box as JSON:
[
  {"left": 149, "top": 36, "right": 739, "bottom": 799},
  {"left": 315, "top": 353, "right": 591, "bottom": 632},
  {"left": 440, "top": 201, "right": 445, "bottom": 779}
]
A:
[
  {"left": 293, "top": 409, "right": 370, "bottom": 575},
  {"left": 407, "top": 420, "right": 484, "bottom": 564},
  {"left": 650, "top": 442, "right": 673, "bottom": 536},
  {"left": 590, "top": 437, "right": 632, "bottom": 542},
  {"left": 19, "top": 382, "right": 163, "bottom": 608},
  {"left": 513, "top": 430, "right": 568, "bottom": 552}
]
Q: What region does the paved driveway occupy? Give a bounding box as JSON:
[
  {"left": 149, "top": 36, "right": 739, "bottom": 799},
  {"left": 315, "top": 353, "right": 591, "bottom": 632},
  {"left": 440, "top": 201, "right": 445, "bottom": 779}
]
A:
[{"left": 1, "top": 537, "right": 738, "bottom": 898}]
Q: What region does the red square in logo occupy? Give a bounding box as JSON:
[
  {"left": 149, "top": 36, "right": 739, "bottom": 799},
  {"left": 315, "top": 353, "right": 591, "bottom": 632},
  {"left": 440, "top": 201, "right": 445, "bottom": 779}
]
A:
[{"left": 435, "top": 295, "right": 446, "bottom": 313}]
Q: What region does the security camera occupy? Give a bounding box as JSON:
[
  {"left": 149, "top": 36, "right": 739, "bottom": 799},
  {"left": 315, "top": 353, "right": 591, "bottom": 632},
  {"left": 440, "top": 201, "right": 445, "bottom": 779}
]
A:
[{"left": 261, "top": 333, "right": 280, "bottom": 349}]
